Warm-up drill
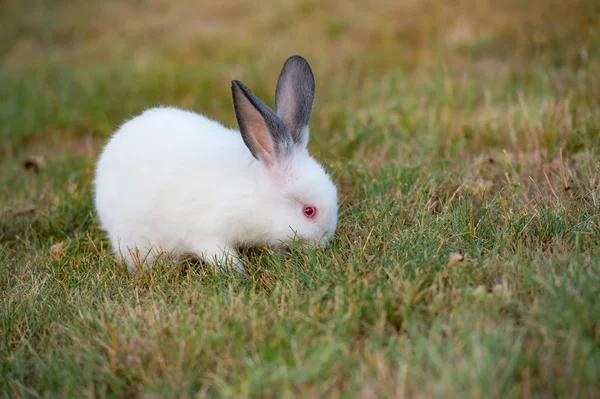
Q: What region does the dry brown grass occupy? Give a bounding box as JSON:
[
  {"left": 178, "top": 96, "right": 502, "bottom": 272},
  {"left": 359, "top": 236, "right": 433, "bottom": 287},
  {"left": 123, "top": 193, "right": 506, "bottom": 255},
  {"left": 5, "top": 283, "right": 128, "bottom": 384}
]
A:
[{"left": 3, "top": 0, "right": 598, "bottom": 71}]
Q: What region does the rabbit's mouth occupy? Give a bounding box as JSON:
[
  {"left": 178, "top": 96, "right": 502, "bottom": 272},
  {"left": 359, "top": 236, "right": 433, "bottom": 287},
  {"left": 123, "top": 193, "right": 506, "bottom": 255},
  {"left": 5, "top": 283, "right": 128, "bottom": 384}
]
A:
[{"left": 317, "top": 232, "right": 334, "bottom": 248}]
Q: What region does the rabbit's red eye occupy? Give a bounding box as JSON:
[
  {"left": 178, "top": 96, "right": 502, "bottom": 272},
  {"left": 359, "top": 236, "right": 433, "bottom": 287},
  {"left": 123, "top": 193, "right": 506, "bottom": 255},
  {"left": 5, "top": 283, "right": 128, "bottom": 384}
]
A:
[{"left": 303, "top": 205, "right": 317, "bottom": 219}]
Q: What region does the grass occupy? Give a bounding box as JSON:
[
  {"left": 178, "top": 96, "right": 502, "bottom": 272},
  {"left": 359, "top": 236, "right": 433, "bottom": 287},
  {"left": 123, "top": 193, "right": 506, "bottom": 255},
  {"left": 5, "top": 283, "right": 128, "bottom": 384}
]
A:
[{"left": 1, "top": 0, "right": 600, "bottom": 397}]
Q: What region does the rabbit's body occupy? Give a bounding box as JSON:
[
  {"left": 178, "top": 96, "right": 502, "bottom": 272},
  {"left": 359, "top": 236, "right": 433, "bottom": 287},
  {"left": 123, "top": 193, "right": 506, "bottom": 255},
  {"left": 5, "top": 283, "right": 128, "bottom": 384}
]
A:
[
  {"left": 95, "top": 56, "right": 338, "bottom": 271},
  {"left": 96, "top": 108, "right": 268, "bottom": 267}
]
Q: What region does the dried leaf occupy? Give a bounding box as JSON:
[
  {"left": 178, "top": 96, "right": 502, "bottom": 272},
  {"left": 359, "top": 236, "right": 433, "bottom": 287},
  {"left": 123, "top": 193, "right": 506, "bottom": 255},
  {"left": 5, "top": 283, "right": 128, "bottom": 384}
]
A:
[
  {"left": 448, "top": 252, "right": 465, "bottom": 265},
  {"left": 23, "top": 155, "right": 46, "bottom": 173},
  {"left": 426, "top": 197, "right": 441, "bottom": 215},
  {"left": 363, "top": 253, "right": 375, "bottom": 263},
  {"left": 51, "top": 242, "right": 66, "bottom": 255},
  {"left": 5, "top": 206, "right": 36, "bottom": 215},
  {"left": 463, "top": 177, "right": 494, "bottom": 194}
]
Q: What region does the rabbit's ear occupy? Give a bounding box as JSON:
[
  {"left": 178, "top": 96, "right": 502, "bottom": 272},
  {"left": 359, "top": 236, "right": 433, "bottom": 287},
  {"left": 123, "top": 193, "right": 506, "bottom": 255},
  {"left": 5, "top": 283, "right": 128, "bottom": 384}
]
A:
[
  {"left": 232, "top": 80, "right": 293, "bottom": 167},
  {"left": 275, "top": 55, "right": 315, "bottom": 148}
]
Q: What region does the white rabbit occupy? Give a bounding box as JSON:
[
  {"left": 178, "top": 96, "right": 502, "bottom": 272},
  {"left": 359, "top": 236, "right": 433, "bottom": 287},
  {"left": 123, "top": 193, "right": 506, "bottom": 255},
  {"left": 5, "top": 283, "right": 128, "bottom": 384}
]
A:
[{"left": 94, "top": 55, "right": 338, "bottom": 272}]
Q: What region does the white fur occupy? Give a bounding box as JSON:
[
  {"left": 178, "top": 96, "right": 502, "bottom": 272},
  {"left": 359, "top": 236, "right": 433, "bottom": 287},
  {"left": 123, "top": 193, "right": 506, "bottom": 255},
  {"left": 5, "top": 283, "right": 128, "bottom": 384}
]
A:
[{"left": 94, "top": 107, "right": 338, "bottom": 271}]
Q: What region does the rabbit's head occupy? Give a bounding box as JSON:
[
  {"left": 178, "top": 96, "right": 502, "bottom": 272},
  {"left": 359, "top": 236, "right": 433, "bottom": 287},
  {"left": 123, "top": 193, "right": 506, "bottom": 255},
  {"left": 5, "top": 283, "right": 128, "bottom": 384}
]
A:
[{"left": 232, "top": 55, "right": 338, "bottom": 247}]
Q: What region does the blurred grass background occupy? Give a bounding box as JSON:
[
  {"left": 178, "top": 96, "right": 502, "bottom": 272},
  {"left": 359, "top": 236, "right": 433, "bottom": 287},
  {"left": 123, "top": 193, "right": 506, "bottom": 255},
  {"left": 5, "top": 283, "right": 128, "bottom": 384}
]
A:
[{"left": 1, "top": 0, "right": 600, "bottom": 397}]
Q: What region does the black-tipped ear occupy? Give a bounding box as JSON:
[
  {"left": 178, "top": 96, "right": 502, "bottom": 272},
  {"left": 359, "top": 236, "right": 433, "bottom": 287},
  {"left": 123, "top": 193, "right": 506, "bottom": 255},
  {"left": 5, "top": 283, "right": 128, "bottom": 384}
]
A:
[
  {"left": 231, "top": 80, "right": 293, "bottom": 167},
  {"left": 275, "top": 55, "right": 315, "bottom": 148}
]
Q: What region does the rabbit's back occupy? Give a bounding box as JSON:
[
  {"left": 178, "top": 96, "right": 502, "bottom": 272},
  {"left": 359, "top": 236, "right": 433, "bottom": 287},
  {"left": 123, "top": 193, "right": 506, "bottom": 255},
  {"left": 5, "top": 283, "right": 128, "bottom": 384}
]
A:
[{"left": 104, "top": 107, "right": 245, "bottom": 164}]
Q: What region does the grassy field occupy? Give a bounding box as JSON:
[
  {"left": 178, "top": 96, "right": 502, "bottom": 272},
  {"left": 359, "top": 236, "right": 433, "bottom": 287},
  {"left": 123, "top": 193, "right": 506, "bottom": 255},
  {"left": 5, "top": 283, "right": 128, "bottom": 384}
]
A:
[{"left": 1, "top": 0, "right": 600, "bottom": 397}]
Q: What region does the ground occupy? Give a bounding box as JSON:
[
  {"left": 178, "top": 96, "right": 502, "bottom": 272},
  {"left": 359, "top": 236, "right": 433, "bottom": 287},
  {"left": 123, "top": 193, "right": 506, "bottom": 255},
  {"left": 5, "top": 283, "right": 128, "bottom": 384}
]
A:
[{"left": 1, "top": 0, "right": 600, "bottom": 397}]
